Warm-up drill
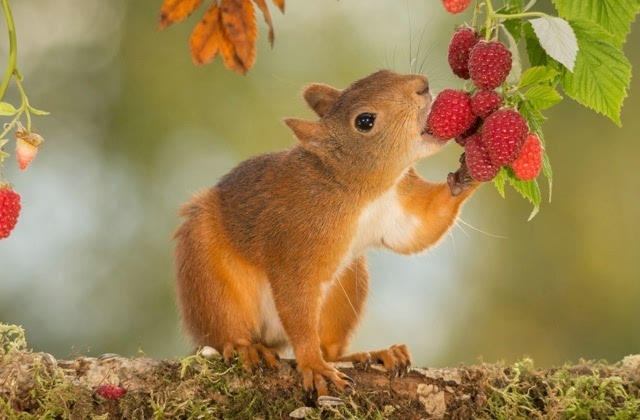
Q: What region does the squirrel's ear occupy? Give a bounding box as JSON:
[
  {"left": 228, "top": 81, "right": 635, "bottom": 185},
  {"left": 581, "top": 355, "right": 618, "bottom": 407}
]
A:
[
  {"left": 284, "top": 118, "right": 325, "bottom": 147},
  {"left": 303, "top": 84, "right": 341, "bottom": 117}
]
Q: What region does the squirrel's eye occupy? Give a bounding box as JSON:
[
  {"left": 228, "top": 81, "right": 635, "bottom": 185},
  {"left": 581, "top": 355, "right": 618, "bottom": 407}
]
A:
[{"left": 354, "top": 113, "right": 376, "bottom": 132}]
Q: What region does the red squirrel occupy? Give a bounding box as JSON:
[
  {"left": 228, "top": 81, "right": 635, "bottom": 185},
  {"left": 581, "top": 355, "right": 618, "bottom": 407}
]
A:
[{"left": 173, "top": 70, "right": 478, "bottom": 396}]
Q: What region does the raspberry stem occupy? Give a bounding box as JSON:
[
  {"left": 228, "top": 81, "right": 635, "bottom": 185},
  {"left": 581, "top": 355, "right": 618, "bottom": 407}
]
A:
[{"left": 0, "top": 0, "right": 16, "bottom": 102}]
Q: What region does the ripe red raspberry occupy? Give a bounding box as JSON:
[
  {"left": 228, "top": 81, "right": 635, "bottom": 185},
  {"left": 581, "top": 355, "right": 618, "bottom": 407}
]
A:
[
  {"left": 427, "top": 89, "right": 475, "bottom": 140},
  {"left": 441, "top": 0, "right": 472, "bottom": 14},
  {"left": 510, "top": 133, "right": 543, "bottom": 180},
  {"left": 0, "top": 185, "right": 21, "bottom": 240},
  {"left": 95, "top": 385, "right": 127, "bottom": 400},
  {"left": 482, "top": 109, "right": 529, "bottom": 166},
  {"left": 468, "top": 41, "right": 512, "bottom": 90},
  {"left": 448, "top": 28, "right": 479, "bottom": 79},
  {"left": 470, "top": 91, "right": 502, "bottom": 118},
  {"left": 464, "top": 133, "right": 500, "bottom": 181},
  {"left": 455, "top": 118, "right": 481, "bottom": 147}
]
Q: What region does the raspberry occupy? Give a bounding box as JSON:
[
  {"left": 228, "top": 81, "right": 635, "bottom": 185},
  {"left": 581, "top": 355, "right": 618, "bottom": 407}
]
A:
[
  {"left": 470, "top": 91, "right": 502, "bottom": 118},
  {"left": 455, "top": 118, "right": 481, "bottom": 147},
  {"left": 448, "top": 28, "right": 479, "bottom": 79},
  {"left": 0, "top": 185, "right": 21, "bottom": 240},
  {"left": 14, "top": 124, "right": 43, "bottom": 171},
  {"left": 482, "top": 109, "right": 529, "bottom": 166},
  {"left": 441, "top": 0, "right": 472, "bottom": 14},
  {"left": 511, "top": 133, "right": 543, "bottom": 180},
  {"left": 427, "top": 89, "right": 475, "bottom": 140},
  {"left": 464, "top": 133, "right": 500, "bottom": 181},
  {"left": 95, "top": 385, "right": 127, "bottom": 400},
  {"left": 468, "top": 41, "right": 512, "bottom": 90}
]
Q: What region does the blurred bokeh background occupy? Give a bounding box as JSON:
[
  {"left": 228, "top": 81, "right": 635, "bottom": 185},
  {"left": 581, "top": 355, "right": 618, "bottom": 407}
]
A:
[{"left": 1, "top": 0, "right": 638, "bottom": 367}]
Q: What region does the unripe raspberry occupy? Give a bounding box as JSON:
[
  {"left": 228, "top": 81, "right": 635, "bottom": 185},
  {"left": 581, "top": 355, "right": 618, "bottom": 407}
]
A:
[
  {"left": 441, "top": 0, "right": 472, "bottom": 14},
  {"left": 448, "top": 28, "right": 479, "bottom": 79},
  {"left": 511, "top": 133, "right": 543, "bottom": 180},
  {"left": 482, "top": 109, "right": 529, "bottom": 166},
  {"left": 470, "top": 91, "right": 502, "bottom": 118},
  {"left": 0, "top": 185, "right": 21, "bottom": 240},
  {"left": 468, "top": 41, "right": 512, "bottom": 90},
  {"left": 427, "top": 89, "right": 476, "bottom": 140},
  {"left": 464, "top": 133, "right": 500, "bottom": 181}
]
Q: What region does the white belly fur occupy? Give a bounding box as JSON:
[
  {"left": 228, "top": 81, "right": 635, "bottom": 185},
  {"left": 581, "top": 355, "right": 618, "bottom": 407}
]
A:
[{"left": 257, "top": 180, "right": 419, "bottom": 348}]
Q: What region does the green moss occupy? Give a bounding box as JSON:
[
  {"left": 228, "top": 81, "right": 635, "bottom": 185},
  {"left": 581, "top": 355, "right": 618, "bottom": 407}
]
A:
[{"left": 483, "top": 358, "right": 640, "bottom": 419}]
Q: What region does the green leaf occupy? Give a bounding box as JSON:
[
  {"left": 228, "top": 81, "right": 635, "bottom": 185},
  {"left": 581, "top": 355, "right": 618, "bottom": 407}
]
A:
[
  {"left": 561, "top": 19, "right": 631, "bottom": 126},
  {"left": 530, "top": 16, "right": 578, "bottom": 71},
  {"left": 519, "top": 66, "right": 560, "bottom": 88},
  {"left": 0, "top": 102, "right": 18, "bottom": 116},
  {"left": 0, "top": 139, "right": 9, "bottom": 168},
  {"left": 496, "top": 3, "right": 525, "bottom": 41},
  {"left": 525, "top": 85, "right": 563, "bottom": 110},
  {"left": 504, "top": 0, "right": 525, "bottom": 12},
  {"left": 542, "top": 152, "right": 553, "bottom": 202},
  {"left": 493, "top": 168, "right": 508, "bottom": 198},
  {"left": 505, "top": 167, "right": 542, "bottom": 220},
  {"left": 28, "top": 106, "right": 50, "bottom": 116},
  {"left": 551, "top": 0, "right": 640, "bottom": 48},
  {"left": 524, "top": 23, "right": 548, "bottom": 67}
]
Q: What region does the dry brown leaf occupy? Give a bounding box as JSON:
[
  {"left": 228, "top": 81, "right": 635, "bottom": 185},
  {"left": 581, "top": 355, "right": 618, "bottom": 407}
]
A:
[
  {"left": 189, "top": 3, "right": 226, "bottom": 65},
  {"left": 159, "top": 0, "right": 204, "bottom": 30},
  {"left": 252, "top": 0, "right": 274, "bottom": 46},
  {"left": 272, "top": 0, "right": 285, "bottom": 13},
  {"left": 219, "top": 0, "right": 258, "bottom": 74}
]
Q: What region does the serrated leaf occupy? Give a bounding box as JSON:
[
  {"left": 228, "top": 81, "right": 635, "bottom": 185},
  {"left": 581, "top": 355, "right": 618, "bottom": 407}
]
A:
[
  {"left": 519, "top": 66, "right": 560, "bottom": 88},
  {"left": 504, "top": 0, "right": 524, "bottom": 12},
  {"left": 496, "top": 4, "right": 524, "bottom": 41},
  {"left": 561, "top": 20, "right": 631, "bottom": 126},
  {"left": 0, "top": 102, "right": 17, "bottom": 116},
  {"left": 524, "top": 22, "right": 548, "bottom": 67},
  {"left": 551, "top": 0, "right": 640, "bottom": 48},
  {"left": 525, "top": 85, "right": 563, "bottom": 110},
  {"left": 493, "top": 168, "right": 508, "bottom": 198},
  {"left": 28, "top": 106, "right": 50, "bottom": 116},
  {"left": 530, "top": 16, "right": 578, "bottom": 71},
  {"left": 542, "top": 152, "right": 553, "bottom": 202},
  {"left": 505, "top": 167, "right": 542, "bottom": 220}
]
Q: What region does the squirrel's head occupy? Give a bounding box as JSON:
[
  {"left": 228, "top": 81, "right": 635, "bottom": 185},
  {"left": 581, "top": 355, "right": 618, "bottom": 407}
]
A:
[{"left": 285, "top": 70, "right": 445, "bottom": 181}]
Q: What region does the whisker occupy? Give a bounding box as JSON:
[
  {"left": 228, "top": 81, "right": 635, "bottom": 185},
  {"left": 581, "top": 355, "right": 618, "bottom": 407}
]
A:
[{"left": 457, "top": 218, "right": 509, "bottom": 239}]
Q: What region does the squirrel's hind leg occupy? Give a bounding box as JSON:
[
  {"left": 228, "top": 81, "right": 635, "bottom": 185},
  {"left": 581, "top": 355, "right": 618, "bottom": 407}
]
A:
[{"left": 174, "top": 190, "right": 279, "bottom": 371}]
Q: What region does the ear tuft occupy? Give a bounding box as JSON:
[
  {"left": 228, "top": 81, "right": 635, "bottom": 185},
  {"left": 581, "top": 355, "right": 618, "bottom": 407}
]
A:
[
  {"left": 303, "top": 84, "right": 341, "bottom": 117},
  {"left": 284, "top": 118, "right": 324, "bottom": 147}
]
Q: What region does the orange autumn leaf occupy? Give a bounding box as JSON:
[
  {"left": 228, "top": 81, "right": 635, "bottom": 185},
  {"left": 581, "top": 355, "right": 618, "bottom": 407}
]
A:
[
  {"left": 189, "top": 3, "right": 226, "bottom": 66},
  {"left": 272, "top": 0, "right": 285, "bottom": 13},
  {"left": 158, "top": 0, "right": 204, "bottom": 30},
  {"left": 161, "top": 0, "right": 281, "bottom": 74},
  {"left": 218, "top": 0, "right": 258, "bottom": 73},
  {"left": 252, "top": 0, "right": 274, "bottom": 46}
]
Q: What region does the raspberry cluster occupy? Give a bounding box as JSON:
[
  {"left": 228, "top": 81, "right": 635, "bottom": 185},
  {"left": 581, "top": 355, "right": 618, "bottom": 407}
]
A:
[{"left": 426, "top": 26, "right": 542, "bottom": 182}]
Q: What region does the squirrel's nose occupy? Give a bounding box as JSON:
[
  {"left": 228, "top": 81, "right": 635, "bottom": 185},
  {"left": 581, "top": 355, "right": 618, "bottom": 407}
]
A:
[{"left": 412, "top": 75, "right": 430, "bottom": 96}]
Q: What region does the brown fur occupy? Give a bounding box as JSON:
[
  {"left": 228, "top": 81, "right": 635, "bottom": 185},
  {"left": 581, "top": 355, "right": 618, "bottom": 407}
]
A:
[{"left": 173, "top": 70, "right": 479, "bottom": 395}]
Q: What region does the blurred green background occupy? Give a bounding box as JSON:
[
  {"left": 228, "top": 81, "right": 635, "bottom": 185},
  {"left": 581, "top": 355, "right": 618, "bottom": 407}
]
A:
[{"left": 0, "top": 0, "right": 638, "bottom": 367}]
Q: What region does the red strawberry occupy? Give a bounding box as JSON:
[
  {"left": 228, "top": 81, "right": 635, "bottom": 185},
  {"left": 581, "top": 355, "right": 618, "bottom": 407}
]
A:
[
  {"left": 468, "top": 41, "right": 512, "bottom": 90},
  {"left": 464, "top": 133, "right": 500, "bottom": 181},
  {"left": 482, "top": 109, "right": 529, "bottom": 166},
  {"left": 455, "top": 118, "right": 481, "bottom": 147},
  {"left": 470, "top": 91, "right": 502, "bottom": 118},
  {"left": 448, "top": 28, "right": 479, "bottom": 79},
  {"left": 442, "top": 0, "right": 472, "bottom": 14},
  {"left": 0, "top": 185, "right": 21, "bottom": 240},
  {"left": 95, "top": 385, "right": 127, "bottom": 400},
  {"left": 511, "top": 133, "right": 543, "bottom": 180},
  {"left": 427, "top": 89, "right": 476, "bottom": 140}
]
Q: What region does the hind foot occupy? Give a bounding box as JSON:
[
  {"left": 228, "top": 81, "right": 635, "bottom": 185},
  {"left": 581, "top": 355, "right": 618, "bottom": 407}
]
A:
[{"left": 222, "top": 340, "right": 281, "bottom": 371}]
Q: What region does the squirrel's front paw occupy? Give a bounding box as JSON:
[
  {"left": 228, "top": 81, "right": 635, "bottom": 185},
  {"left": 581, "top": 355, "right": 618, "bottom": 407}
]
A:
[
  {"left": 298, "top": 359, "right": 354, "bottom": 397},
  {"left": 447, "top": 153, "right": 477, "bottom": 196}
]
